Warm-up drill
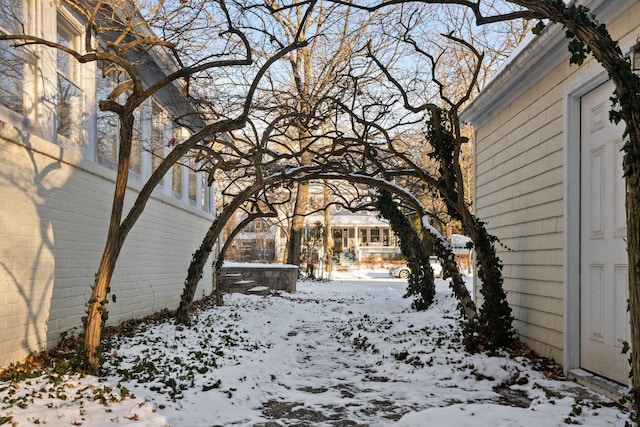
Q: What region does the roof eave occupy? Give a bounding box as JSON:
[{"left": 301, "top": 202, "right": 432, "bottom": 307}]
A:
[
  {"left": 460, "top": 0, "right": 636, "bottom": 128},
  {"left": 460, "top": 23, "right": 567, "bottom": 127}
]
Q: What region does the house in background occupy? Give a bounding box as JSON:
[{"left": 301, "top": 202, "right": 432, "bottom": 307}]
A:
[
  {"left": 224, "top": 205, "right": 400, "bottom": 265},
  {"left": 224, "top": 181, "right": 402, "bottom": 266},
  {"left": 303, "top": 182, "right": 401, "bottom": 264},
  {"left": 0, "top": 1, "right": 216, "bottom": 367},
  {"left": 461, "top": 0, "right": 638, "bottom": 390},
  {"left": 304, "top": 209, "right": 401, "bottom": 265}
]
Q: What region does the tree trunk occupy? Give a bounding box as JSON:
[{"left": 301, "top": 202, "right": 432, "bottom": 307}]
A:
[
  {"left": 176, "top": 180, "right": 269, "bottom": 323},
  {"left": 214, "top": 255, "right": 224, "bottom": 306},
  {"left": 323, "top": 183, "right": 333, "bottom": 273},
  {"left": 82, "top": 114, "right": 134, "bottom": 373},
  {"left": 84, "top": 249, "right": 119, "bottom": 372},
  {"left": 176, "top": 218, "right": 219, "bottom": 324},
  {"left": 460, "top": 209, "right": 513, "bottom": 349},
  {"left": 423, "top": 108, "right": 512, "bottom": 348},
  {"left": 626, "top": 156, "right": 640, "bottom": 415},
  {"left": 439, "top": 250, "right": 476, "bottom": 322},
  {"left": 287, "top": 127, "right": 313, "bottom": 266},
  {"left": 82, "top": 113, "right": 208, "bottom": 370},
  {"left": 376, "top": 190, "right": 437, "bottom": 310},
  {"left": 287, "top": 181, "right": 309, "bottom": 265}
]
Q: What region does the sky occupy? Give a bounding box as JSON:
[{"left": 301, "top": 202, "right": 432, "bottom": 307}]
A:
[{"left": 0, "top": 269, "right": 631, "bottom": 426}]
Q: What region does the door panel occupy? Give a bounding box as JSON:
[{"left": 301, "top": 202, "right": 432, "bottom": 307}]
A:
[{"left": 580, "top": 81, "right": 629, "bottom": 384}]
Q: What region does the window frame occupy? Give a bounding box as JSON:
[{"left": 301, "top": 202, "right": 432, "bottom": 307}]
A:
[
  {"left": 55, "top": 10, "right": 85, "bottom": 148},
  {"left": 95, "top": 61, "right": 121, "bottom": 168},
  {"left": 370, "top": 227, "right": 380, "bottom": 244},
  {"left": 189, "top": 156, "right": 198, "bottom": 203},
  {"left": 150, "top": 98, "right": 167, "bottom": 178},
  {"left": 0, "top": 0, "right": 37, "bottom": 118}
]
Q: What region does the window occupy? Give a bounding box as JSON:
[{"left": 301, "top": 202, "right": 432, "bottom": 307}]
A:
[
  {"left": 370, "top": 228, "right": 380, "bottom": 244},
  {"left": 246, "top": 220, "right": 267, "bottom": 233},
  {"left": 172, "top": 161, "right": 183, "bottom": 195},
  {"left": 96, "top": 62, "right": 120, "bottom": 165},
  {"left": 56, "top": 14, "right": 84, "bottom": 145},
  {"left": 189, "top": 157, "right": 197, "bottom": 202},
  {"left": 150, "top": 100, "right": 166, "bottom": 173},
  {"left": 0, "top": 0, "right": 36, "bottom": 115},
  {"left": 359, "top": 228, "right": 367, "bottom": 245},
  {"left": 130, "top": 108, "right": 142, "bottom": 175},
  {"left": 96, "top": 64, "right": 142, "bottom": 176}
]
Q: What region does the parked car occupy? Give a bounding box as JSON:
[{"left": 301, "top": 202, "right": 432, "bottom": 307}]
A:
[{"left": 389, "top": 256, "right": 443, "bottom": 279}]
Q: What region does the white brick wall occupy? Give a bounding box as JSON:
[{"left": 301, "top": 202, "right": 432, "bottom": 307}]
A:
[{"left": 0, "top": 127, "right": 215, "bottom": 367}]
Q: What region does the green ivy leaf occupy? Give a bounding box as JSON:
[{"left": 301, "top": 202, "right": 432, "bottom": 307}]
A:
[
  {"left": 622, "top": 341, "right": 631, "bottom": 354},
  {"left": 532, "top": 21, "right": 546, "bottom": 36}
]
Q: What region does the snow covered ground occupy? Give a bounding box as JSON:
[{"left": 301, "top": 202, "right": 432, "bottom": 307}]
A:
[{"left": 0, "top": 269, "right": 631, "bottom": 426}]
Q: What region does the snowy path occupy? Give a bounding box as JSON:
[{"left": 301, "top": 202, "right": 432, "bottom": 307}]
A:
[{"left": 0, "top": 271, "right": 631, "bottom": 426}]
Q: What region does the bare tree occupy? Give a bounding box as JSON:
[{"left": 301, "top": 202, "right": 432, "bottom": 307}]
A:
[
  {"left": 252, "top": 1, "right": 393, "bottom": 266},
  {"left": 306, "top": 25, "right": 514, "bottom": 346},
  {"left": 176, "top": 100, "right": 324, "bottom": 320},
  {"left": 301, "top": 168, "right": 478, "bottom": 321},
  {"left": 322, "top": 181, "right": 334, "bottom": 273},
  {"left": 0, "top": 0, "right": 311, "bottom": 372},
  {"left": 325, "top": 0, "right": 640, "bottom": 414}
]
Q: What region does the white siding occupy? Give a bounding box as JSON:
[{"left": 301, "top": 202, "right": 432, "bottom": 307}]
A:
[
  {"left": 474, "top": 65, "right": 567, "bottom": 361},
  {"left": 471, "top": 1, "right": 640, "bottom": 364}
]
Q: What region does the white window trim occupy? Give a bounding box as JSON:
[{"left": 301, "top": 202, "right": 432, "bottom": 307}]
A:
[
  {"left": 0, "top": 0, "right": 39, "bottom": 121},
  {"left": 148, "top": 98, "right": 168, "bottom": 188},
  {"left": 55, "top": 8, "right": 88, "bottom": 152}
]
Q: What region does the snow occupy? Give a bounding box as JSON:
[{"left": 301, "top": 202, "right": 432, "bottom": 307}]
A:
[
  {"left": 223, "top": 261, "right": 299, "bottom": 268},
  {"left": 422, "top": 214, "right": 448, "bottom": 248},
  {"left": 0, "top": 270, "right": 630, "bottom": 426}
]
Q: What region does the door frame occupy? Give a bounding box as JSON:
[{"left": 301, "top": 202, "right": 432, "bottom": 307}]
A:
[
  {"left": 564, "top": 35, "right": 637, "bottom": 379},
  {"left": 563, "top": 64, "right": 609, "bottom": 373}
]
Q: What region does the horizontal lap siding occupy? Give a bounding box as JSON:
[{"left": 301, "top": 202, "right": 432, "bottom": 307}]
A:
[
  {"left": 474, "top": 65, "right": 566, "bottom": 363},
  {"left": 0, "top": 131, "right": 214, "bottom": 367},
  {"left": 471, "top": 0, "right": 640, "bottom": 366}
]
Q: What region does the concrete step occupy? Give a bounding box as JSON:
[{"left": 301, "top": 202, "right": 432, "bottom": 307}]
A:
[
  {"left": 226, "top": 279, "right": 258, "bottom": 293},
  {"left": 221, "top": 273, "right": 243, "bottom": 286},
  {"left": 247, "top": 286, "right": 271, "bottom": 296},
  {"left": 335, "top": 254, "right": 356, "bottom": 265}
]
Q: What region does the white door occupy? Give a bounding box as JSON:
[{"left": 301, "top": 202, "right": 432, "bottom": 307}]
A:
[{"left": 580, "top": 81, "right": 629, "bottom": 384}]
